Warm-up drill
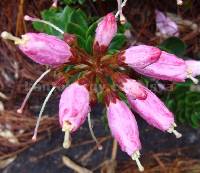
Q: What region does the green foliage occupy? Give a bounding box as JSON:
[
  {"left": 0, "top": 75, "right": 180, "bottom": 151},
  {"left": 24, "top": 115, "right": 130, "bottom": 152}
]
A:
[
  {"left": 164, "top": 82, "right": 200, "bottom": 128},
  {"left": 108, "top": 22, "right": 131, "bottom": 54},
  {"left": 159, "top": 37, "right": 186, "bottom": 56},
  {"left": 61, "top": 0, "right": 86, "bottom": 5},
  {"left": 33, "top": 6, "right": 126, "bottom": 54}
]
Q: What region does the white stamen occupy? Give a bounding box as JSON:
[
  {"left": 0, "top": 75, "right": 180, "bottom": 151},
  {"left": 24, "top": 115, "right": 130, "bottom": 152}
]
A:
[
  {"left": 188, "top": 75, "right": 199, "bottom": 84},
  {"left": 131, "top": 151, "right": 144, "bottom": 172},
  {"left": 172, "top": 130, "right": 182, "bottom": 138},
  {"left": 88, "top": 113, "right": 103, "bottom": 150},
  {"left": 115, "top": 0, "right": 128, "bottom": 18},
  {"left": 63, "top": 130, "right": 71, "bottom": 149},
  {"left": 32, "top": 86, "right": 56, "bottom": 141},
  {"left": 173, "top": 122, "right": 177, "bottom": 127},
  {"left": 1, "top": 31, "right": 28, "bottom": 45},
  {"left": 17, "top": 69, "right": 51, "bottom": 114},
  {"left": 62, "top": 121, "right": 73, "bottom": 149},
  {"left": 177, "top": 0, "right": 183, "bottom": 5},
  {"left": 167, "top": 125, "right": 182, "bottom": 139},
  {"left": 24, "top": 15, "right": 64, "bottom": 34}
]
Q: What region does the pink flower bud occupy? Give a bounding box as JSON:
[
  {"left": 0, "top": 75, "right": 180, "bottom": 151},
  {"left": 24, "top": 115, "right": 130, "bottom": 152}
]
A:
[
  {"left": 186, "top": 60, "right": 200, "bottom": 77},
  {"left": 128, "top": 86, "right": 182, "bottom": 138},
  {"left": 134, "top": 51, "right": 187, "bottom": 82},
  {"left": 106, "top": 98, "right": 141, "bottom": 155},
  {"left": 155, "top": 10, "right": 179, "bottom": 37},
  {"left": 93, "top": 13, "right": 117, "bottom": 53},
  {"left": 19, "top": 33, "right": 72, "bottom": 66},
  {"left": 118, "top": 45, "right": 161, "bottom": 68},
  {"left": 59, "top": 82, "right": 90, "bottom": 132},
  {"left": 114, "top": 73, "right": 147, "bottom": 100}
]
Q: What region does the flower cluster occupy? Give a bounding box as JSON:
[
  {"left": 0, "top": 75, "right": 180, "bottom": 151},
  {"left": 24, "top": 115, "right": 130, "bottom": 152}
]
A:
[{"left": 1, "top": 2, "right": 199, "bottom": 171}]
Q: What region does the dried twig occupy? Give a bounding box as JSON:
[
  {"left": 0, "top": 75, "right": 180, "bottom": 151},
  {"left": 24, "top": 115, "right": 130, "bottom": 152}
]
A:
[{"left": 62, "top": 155, "right": 93, "bottom": 173}]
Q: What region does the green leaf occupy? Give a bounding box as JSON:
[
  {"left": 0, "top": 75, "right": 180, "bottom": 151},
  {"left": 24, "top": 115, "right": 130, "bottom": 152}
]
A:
[
  {"left": 85, "top": 35, "right": 93, "bottom": 54},
  {"left": 76, "top": 35, "right": 86, "bottom": 50},
  {"left": 70, "top": 9, "right": 88, "bottom": 29},
  {"left": 191, "top": 114, "right": 200, "bottom": 128},
  {"left": 33, "top": 6, "right": 75, "bottom": 37},
  {"left": 86, "top": 21, "right": 98, "bottom": 38},
  {"left": 118, "top": 22, "right": 132, "bottom": 33},
  {"left": 109, "top": 34, "right": 126, "bottom": 52},
  {"left": 66, "top": 22, "right": 86, "bottom": 38},
  {"left": 163, "top": 81, "right": 200, "bottom": 128},
  {"left": 159, "top": 37, "right": 186, "bottom": 56}
]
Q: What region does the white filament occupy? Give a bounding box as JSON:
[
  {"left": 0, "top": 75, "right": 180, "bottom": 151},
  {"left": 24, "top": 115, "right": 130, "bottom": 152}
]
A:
[
  {"left": 63, "top": 130, "right": 71, "bottom": 149},
  {"left": 1, "top": 31, "right": 27, "bottom": 45},
  {"left": 188, "top": 75, "right": 199, "bottom": 84},
  {"left": 172, "top": 130, "right": 182, "bottom": 138},
  {"left": 88, "top": 113, "right": 103, "bottom": 150},
  {"left": 17, "top": 69, "right": 51, "bottom": 114},
  {"left": 32, "top": 86, "right": 56, "bottom": 141},
  {"left": 167, "top": 125, "right": 182, "bottom": 139},
  {"left": 115, "top": 0, "right": 128, "bottom": 18},
  {"left": 132, "top": 151, "right": 144, "bottom": 172},
  {"left": 24, "top": 15, "right": 64, "bottom": 35},
  {"left": 62, "top": 121, "right": 72, "bottom": 149}
]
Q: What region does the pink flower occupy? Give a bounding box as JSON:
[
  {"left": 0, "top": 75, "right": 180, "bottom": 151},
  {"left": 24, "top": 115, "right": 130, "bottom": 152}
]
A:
[
  {"left": 59, "top": 81, "right": 90, "bottom": 148},
  {"left": 114, "top": 73, "right": 147, "bottom": 100},
  {"left": 128, "top": 86, "right": 182, "bottom": 138},
  {"left": 155, "top": 10, "right": 179, "bottom": 37},
  {"left": 106, "top": 96, "right": 144, "bottom": 171},
  {"left": 19, "top": 33, "right": 72, "bottom": 66},
  {"left": 186, "top": 60, "right": 200, "bottom": 77},
  {"left": 134, "top": 51, "right": 187, "bottom": 82},
  {"left": 118, "top": 45, "right": 161, "bottom": 68},
  {"left": 59, "top": 82, "right": 90, "bottom": 132},
  {"left": 93, "top": 13, "right": 117, "bottom": 53},
  {"left": 106, "top": 96, "right": 141, "bottom": 155}
]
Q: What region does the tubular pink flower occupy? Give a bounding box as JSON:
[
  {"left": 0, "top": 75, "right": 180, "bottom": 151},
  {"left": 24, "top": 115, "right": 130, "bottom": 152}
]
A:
[
  {"left": 118, "top": 45, "right": 161, "bottom": 68},
  {"left": 128, "top": 86, "right": 182, "bottom": 138},
  {"left": 106, "top": 96, "right": 144, "bottom": 171},
  {"left": 113, "top": 73, "right": 147, "bottom": 100},
  {"left": 59, "top": 82, "right": 90, "bottom": 148},
  {"left": 121, "top": 79, "right": 147, "bottom": 100},
  {"left": 18, "top": 33, "right": 72, "bottom": 66},
  {"left": 155, "top": 10, "right": 179, "bottom": 37},
  {"left": 59, "top": 82, "right": 90, "bottom": 131},
  {"left": 93, "top": 13, "right": 117, "bottom": 53},
  {"left": 134, "top": 51, "right": 187, "bottom": 82}
]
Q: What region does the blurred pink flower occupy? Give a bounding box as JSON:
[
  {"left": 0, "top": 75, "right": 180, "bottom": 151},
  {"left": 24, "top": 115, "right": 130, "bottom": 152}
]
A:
[{"left": 155, "top": 10, "right": 179, "bottom": 37}]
